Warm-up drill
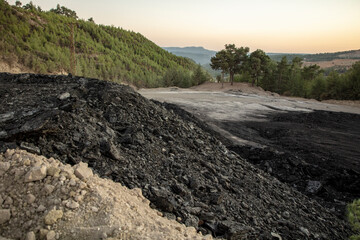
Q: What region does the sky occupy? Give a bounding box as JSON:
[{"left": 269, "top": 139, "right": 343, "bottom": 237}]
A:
[{"left": 7, "top": 0, "right": 360, "bottom": 53}]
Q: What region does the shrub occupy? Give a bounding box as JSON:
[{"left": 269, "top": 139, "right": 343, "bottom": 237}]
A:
[{"left": 348, "top": 199, "right": 360, "bottom": 240}]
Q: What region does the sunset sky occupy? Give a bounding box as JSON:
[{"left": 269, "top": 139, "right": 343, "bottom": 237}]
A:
[{"left": 7, "top": 0, "right": 360, "bottom": 53}]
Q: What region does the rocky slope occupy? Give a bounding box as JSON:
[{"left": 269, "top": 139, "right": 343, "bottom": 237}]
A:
[
  {"left": 0, "top": 149, "right": 211, "bottom": 240},
  {"left": 0, "top": 73, "right": 353, "bottom": 239}
]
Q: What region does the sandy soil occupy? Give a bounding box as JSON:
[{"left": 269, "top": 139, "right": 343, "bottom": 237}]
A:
[
  {"left": 0, "top": 60, "right": 67, "bottom": 75},
  {"left": 0, "top": 60, "right": 34, "bottom": 74}
]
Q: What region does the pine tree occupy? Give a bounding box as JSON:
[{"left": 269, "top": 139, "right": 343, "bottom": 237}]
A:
[{"left": 211, "top": 44, "right": 249, "bottom": 85}]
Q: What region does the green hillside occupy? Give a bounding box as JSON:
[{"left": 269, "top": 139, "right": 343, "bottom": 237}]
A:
[{"left": 0, "top": 0, "right": 207, "bottom": 87}]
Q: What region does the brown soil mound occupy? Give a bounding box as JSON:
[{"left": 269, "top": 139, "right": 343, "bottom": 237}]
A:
[
  {"left": 0, "top": 60, "right": 33, "bottom": 74},
  {"left": 0, "top": 60, "right": 66, "bottom": 75},
  {"left": 0, "top": 149, "right": 211, "bottom": 240}
]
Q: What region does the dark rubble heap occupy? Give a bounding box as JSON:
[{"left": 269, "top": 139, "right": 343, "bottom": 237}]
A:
[{"left": 0, "top": 73, "right": 353, "bottom": 239}]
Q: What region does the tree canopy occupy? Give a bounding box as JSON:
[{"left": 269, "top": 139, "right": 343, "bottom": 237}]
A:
[
  {"left": 210, "top": 44, "right": 249, "bottom": 85},
  {"left": 249, "top": 49, "right": 270, "bottom": 86},
  {"left": 210, "top": 43, "right": 360, "bottom": 100},
  {"left": 50, "top": 4, "right": 78, "bottom": 19}
]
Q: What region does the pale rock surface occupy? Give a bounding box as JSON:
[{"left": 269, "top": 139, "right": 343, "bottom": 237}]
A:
[
  {"left": 25, "top": 231, "right": 36, "bottom": 240},
  {"left": 0, "top": 209, "right": 11, "bottom": 224},
  {"left": 44, "top": 210, "right": 63, "bottom": 225},
  {"left": 74, "top": 162, "right": 93, "bottom": 180},
  {"left": 24, "top": 165, "right": 47, "bottom": 182}
]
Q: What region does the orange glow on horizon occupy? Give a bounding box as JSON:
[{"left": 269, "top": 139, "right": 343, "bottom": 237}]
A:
[{"left": 6, "top": 0, "right": 360, "bottom": 54}]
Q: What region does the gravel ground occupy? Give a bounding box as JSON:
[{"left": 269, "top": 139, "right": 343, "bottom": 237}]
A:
[{"left": 0, "top": 149, "right": 211, "bottom": 240}]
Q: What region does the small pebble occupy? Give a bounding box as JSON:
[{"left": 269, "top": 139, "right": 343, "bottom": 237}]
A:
[
  {"left": 26, "top": 231, "right": 36, "bottom": 240},
  {"left": 47, "top": 230, "right": 56, "bottom": 240},
  {"left": 66, "top": 200, "right": 80, "bottom": 209},
  {"left": 26, "top": 194, "right": 36, "bottom": 204}
]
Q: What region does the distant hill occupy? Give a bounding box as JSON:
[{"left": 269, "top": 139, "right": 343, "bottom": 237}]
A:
[
  {"left": 0, "top": 0, "right": 198, "bottom": 87},
  {"left": 268, "top": 50, "right": 360, "bottom": 62},
  {"left": 164, "top": 47, "right": 360, "bottom": 66},
  {"left": 163, "top": 47, "right": 217, "bottom": 65},
  {"left": 304, "top": 49, "right": 360, "bottom": 62},
  {"left": 268, "top": 49, "right": 360, "bottom": 72},
  {"left": 267, "top": 53, "right": 306, "bottom": 62}
]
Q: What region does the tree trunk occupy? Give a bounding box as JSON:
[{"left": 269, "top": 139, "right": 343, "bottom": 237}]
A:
[
  {"left": 256, "top": 75, "right": 258, "bottom": 86},
  {"left": 221, "top": 72, "right": 224, "bottom": 88},
  {"left": 230, "top": 72, "right": 234, "bottom": 85}
]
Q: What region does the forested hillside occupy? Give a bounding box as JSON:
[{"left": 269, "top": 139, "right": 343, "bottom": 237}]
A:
[
  {"left": 0, "top": 0, "right": 209, "bottom": 87},
  {"left": 211, "top": 45, "right": 360, "bottom": 100}
]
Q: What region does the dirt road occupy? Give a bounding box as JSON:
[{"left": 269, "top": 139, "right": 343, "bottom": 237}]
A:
[
  {"left": 138, "top": 85, "right": 360, "bottom": 217},
  {"left": 139, "top": 87, "right": 360, "bottom": 145}
]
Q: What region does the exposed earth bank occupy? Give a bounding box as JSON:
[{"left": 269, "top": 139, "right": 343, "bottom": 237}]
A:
[{"left": 0, "top": 73, "right": 354, "bottom": 239}]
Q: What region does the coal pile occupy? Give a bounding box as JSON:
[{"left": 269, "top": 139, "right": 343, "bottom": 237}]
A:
[
  {"left": 218, "top": 110, "right": 360, "bottom": 217},
  {"left": 0, "top": 73, "right": 353, "bottom": 239}
]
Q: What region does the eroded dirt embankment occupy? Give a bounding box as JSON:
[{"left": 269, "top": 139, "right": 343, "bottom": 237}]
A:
[{"left": 0, "top": 73, "right": 354, "bottom": 239}]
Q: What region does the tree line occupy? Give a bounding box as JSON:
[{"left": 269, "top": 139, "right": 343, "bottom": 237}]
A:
[{"left": 211, "top": 44, "right": 360, "bottom": 100}]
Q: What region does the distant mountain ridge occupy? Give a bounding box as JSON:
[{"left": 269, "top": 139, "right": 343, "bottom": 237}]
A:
[
  {"left": 164, "top": 46, "right": 360, "bottom": 68},
  {"left": 163, "top": 47, "right": 217, "bottom": 65}
]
